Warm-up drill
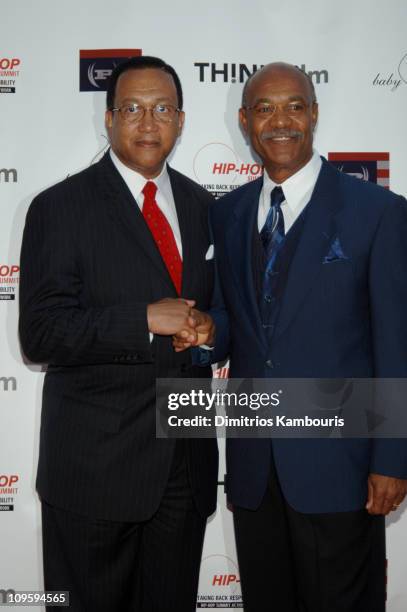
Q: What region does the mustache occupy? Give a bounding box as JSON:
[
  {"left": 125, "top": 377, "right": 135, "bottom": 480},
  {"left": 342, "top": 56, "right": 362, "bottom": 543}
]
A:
[{"left": 261, "top": 129, "right": 302, "bottom": 141}]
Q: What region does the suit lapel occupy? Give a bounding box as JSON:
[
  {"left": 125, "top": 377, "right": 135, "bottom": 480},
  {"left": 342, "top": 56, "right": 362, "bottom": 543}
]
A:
[
  {"left": 226, "top": 178, "right": 268, "bottom": 350},
  {"left": 95, "top": 152, "right": 176, "bottom": 294},
  {"left": 274, "top": 159, "right": 344, "bottom": 341},
  {"left": 168, "top": 166, "right": 194, "bottom": 296}
]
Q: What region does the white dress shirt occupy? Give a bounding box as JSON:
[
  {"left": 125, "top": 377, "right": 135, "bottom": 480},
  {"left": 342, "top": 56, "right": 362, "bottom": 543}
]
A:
[
  {"left": 258, "top": 151, "right": 322, "bottom": 233},
  {"left": 110, "top": 149, "right": 183, "bottom": 257},
  {"left": 110, "top": 149, "right": 184, "bottom": 342}
]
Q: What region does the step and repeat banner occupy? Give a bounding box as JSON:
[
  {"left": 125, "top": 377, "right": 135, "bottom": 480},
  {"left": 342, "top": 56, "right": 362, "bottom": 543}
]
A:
[{"left": 1, "top": 0, "right": 407, "bottom": 609}]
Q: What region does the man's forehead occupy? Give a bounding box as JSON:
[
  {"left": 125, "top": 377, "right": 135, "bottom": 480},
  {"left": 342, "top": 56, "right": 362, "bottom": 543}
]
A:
[
  {"left": 246, "top": 66, "right": 311, "bottom": 100},
  {"left": 116, "top": 69, "right": 177, "bottom": 97}
]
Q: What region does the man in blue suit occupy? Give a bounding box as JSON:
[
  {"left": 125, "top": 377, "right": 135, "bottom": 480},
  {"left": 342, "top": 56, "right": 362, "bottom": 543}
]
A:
[{"left": 175, "top": 62, "right": 407, "bottom": 611}]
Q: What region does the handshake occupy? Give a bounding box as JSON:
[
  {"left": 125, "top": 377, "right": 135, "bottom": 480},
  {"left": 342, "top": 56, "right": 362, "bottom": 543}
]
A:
[{"left": 147, "top": 297, "right": 215, "bottom": 352}]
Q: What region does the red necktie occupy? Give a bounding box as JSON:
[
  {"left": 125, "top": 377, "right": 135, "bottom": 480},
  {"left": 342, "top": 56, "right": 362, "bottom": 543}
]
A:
[{"left": 142, "top": 181, "right": 182, "bottom": 295}]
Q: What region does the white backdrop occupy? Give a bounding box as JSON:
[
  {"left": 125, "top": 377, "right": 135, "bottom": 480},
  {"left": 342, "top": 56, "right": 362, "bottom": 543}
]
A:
[{"left": 1, "top": 0, "right": 407, "bottom": 609}]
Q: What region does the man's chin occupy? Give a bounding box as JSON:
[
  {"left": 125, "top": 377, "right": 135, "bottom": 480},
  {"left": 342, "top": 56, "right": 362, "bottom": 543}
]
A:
[
  {"left": 263, "top": 154, "right": 312, "bottom": 181},
  {"left": 126, "top": 156, "right": 166, "bottom": 178},
  {"left": 264, "top": 151, "right": 300, "bottom": 169}
]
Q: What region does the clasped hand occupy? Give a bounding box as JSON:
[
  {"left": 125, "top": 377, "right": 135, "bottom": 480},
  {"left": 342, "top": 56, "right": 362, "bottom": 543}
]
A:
[{"left": 147, "top": 298, "right": 214, "bottom": 351}]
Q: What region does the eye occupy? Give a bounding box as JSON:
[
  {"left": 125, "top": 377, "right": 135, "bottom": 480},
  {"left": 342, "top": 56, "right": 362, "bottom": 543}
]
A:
[
  {"left": 287, "top": 103, "right": 305, "bottom": 112},
  {"left": 255, "top": 104, "right": 274, "bottom": 114},
  {"left": 155, "top": 104, "right": 171, "bottom": 114},
  {"left": 126, "top": 104, "right": 142, "bottom": 114}
]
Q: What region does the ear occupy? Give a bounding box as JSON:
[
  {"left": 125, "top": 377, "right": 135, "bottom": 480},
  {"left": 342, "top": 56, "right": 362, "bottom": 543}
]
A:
[
  {"left": 239, "top": 107, "right": 248, "bottom": 134},
  {"left": 311, "top": 102, "right": 319, "bottom": 130},
  {"left": 105, "top": 109, "right": 113, "bottom": 134},
  {"left": 177, "top": 110, "right": 185, "bottom": 136}
]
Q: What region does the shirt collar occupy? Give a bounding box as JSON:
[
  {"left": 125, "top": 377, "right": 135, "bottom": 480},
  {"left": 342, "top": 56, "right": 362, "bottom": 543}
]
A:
[
  {"left": 263, "top": 150, "right": 322, "bottom": 212},
  {"left": 109, "top": 148, "right": 170, "bottom": 199}
]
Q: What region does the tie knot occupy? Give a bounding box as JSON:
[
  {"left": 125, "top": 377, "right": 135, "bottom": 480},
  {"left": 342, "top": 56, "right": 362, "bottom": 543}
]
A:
[
  {"left": 270, "top": 186, "right": 285, "bottom": 208},
  {"left": 142, "top": 180, "right": 157, "bottom": 200}
]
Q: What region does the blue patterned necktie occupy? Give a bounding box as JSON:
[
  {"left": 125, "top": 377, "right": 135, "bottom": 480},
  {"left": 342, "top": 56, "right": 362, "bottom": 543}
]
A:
[
  {"left": 260, "top": 186, "right": 286, "bottom": 262},
  {"left": 260, "top": 186, "right": 286, "bottom": 323}
]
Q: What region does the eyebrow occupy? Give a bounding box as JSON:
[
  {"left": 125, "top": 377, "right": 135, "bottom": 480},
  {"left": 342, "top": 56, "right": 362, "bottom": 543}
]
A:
[
  {"left": 252, "top": 95, "right": 308, "bottom": 105},
  {"left": 119, "top": 96, "right": 177, "bottom": 105}
]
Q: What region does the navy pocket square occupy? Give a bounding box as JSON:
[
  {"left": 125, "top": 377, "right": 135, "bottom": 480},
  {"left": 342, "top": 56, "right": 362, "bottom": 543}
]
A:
[{"left": 323, "top": 237, "right": 349, "bottom": 264}]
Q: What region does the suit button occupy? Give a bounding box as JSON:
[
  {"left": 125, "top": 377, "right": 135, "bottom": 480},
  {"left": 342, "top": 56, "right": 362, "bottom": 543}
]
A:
[
  {"left": 181, "top": 364, "right": 188, "bottom": 373},
  {"left": 266, "top": 359, "right": 274, "bottom": 368},
  {"left": 262, "top": 324, "right": 274, "bottom": 333}
]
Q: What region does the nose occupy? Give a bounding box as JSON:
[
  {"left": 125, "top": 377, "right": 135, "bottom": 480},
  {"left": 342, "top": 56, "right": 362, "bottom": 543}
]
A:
[
  {"left": 138, "top": 108, "right": 158, "bottom": 132},
  {"left": 270, "top": 106, "right": 292, "bottom": 127}
]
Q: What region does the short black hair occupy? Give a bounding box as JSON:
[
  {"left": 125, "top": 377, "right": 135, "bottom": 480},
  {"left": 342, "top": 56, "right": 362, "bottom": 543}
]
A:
[{"left": 106, "top": 56, "right": 183, "bottom": 110}]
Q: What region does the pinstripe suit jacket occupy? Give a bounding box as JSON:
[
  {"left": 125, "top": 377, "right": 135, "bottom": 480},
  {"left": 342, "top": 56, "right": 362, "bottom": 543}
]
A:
[{"left": 19, "top": 151, "right": 218, "bottom": 521}]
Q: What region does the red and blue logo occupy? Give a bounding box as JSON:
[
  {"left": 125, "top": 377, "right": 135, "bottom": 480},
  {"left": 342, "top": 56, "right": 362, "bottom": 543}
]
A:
[
  {"left": 328, "top": 152, "right": 390, "bottom": 189},
  {"left": 79, "top": 49, "right": 142, "bottom": 92}
]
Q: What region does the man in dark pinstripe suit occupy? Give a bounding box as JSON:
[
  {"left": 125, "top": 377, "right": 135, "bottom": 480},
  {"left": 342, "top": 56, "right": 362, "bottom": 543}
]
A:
[{"left": 19, "top": 56, "right": 218, "bottom": 611}]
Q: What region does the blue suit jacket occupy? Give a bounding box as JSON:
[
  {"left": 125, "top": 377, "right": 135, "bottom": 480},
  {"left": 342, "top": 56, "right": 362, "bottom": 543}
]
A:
[{"left": 209, "top": 158, "right": 407, "bottom": 513}]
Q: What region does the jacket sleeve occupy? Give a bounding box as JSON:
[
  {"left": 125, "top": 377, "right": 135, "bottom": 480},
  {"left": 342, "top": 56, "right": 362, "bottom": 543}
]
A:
[
  {"left": 208, "top": 203, "right": 230, "bottom": 365},
  {"left": 369, "top": 195, "right": 407, "bottom": 478},
  {"left": 19, "top": 192, "right": 154, "bottom": 366},
  {"left": 191, "top": 203, "right": 230, "bottom": 367}
]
